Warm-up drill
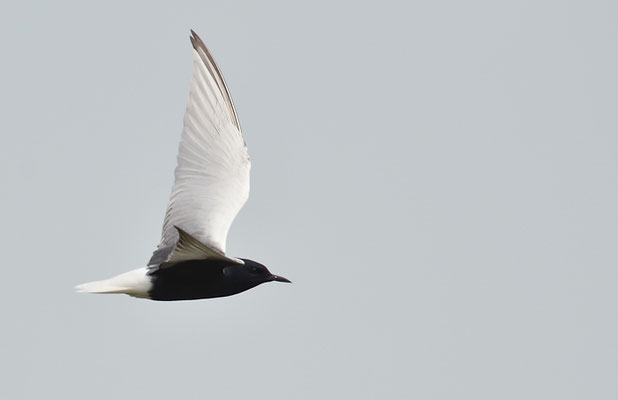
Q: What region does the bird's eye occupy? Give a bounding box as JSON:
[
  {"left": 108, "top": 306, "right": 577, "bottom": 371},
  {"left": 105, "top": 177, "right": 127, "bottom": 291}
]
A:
[{"left": 250, "top": 266, "right": 258, "bottom": 273}]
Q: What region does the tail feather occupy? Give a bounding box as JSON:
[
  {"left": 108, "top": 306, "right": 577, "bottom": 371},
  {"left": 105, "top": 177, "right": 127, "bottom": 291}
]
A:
[
  {"left": 75, "top": 280, "right": 128, "bottom": 294},
  {"left": 75, "top": 267, "right": 152, "bottom": 298}
]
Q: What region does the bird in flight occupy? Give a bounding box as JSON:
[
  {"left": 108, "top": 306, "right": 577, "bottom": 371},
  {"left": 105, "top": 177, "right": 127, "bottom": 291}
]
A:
[{"left": 76, "top": 30, "right": 290, "bottom": 301}]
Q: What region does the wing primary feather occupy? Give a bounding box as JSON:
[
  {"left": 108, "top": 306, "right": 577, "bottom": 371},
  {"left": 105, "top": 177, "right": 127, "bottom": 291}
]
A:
[{"left": 190, "top": 30, "right": 242, "bottom": 133}]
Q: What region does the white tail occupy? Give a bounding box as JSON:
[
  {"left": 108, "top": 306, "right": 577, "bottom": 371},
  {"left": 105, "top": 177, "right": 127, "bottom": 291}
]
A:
[{"left": 75, "top": 267, "right": 152, "bottom": 298}]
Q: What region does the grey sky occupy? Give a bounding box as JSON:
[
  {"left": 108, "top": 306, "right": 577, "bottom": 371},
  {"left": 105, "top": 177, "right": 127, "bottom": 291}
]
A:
[{"left": 1, "top": 1, "right": 617, "bottom": 399}]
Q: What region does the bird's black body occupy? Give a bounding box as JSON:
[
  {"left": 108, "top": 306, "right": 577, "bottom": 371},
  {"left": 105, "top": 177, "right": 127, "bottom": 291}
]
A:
[{"left": 148, "top": 258, "right": 288, "bottom": 301}]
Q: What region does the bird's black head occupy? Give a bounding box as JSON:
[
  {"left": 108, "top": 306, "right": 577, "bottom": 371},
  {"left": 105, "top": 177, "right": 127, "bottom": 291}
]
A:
[{"left": 224, "top": 259, "right": 291, "bottom": 288}]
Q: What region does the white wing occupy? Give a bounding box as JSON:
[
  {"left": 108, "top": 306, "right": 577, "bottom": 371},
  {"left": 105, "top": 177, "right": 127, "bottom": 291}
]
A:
[{"left": 149, "top": 31, "right": 250, "bottom": 266}]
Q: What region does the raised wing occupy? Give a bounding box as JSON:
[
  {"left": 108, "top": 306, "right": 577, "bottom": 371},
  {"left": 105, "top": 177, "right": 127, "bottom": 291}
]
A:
[{"left": 149, "top": 30, "right": 250, "bottom": 266}]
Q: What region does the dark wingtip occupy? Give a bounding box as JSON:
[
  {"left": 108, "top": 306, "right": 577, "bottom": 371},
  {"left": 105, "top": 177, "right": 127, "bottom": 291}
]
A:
[
  {"left": 189, "top": 29, "right": 206, "bottom": 52},
  {"left": 189, "top": 30, "right": 198, "bottom": 50},
  {"left": 186, "top": 29, "right": 242, "bottom": 132}
]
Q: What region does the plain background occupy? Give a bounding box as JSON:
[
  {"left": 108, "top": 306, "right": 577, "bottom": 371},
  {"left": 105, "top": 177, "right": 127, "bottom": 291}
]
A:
[{"left": 1, "top": 1, "right": 616, "bottom": 399}]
